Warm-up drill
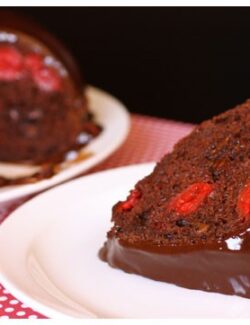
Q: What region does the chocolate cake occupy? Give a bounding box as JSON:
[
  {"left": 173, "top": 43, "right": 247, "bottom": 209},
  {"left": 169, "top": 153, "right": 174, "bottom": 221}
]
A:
[
  {"left": 0, "top": 12, "right": 100, "bottom": 164},
  {"left": 100, "top": 100, "right": 250, "bottom": 299}
]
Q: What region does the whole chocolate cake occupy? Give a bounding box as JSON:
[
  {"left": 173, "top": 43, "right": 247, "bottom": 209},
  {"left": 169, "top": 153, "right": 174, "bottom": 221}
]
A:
[
  {"left": 100, "top": 100, "right": 250, "bottom": 299},
  {"left": 0, "top": 12, "right": 100, "bottom": 164}
]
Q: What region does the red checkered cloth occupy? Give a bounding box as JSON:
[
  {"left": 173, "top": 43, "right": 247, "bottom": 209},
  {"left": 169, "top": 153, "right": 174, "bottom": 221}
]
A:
[{"left": 0, "top": 114, "right": 194, "bottom": 319}]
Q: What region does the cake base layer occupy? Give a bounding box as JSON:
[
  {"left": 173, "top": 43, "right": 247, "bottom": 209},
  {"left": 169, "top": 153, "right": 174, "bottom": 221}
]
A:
[{"left": 99, "top": 231, "right": 250, "bottom": 298}]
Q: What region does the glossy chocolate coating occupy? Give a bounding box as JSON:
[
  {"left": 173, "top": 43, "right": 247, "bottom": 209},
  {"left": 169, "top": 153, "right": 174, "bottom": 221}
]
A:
[{"left": 100, "top": 229, "right": 250, "bottom": 298}]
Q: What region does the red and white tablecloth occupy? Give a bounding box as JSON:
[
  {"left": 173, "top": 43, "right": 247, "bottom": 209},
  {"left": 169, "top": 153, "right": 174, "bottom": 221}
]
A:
[{"left": 0, "top": 114, "right": 194, "bottom": 319}]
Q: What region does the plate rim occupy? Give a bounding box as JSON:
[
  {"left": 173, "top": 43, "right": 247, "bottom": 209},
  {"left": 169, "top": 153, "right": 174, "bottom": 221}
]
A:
[
  {"left": 0, "top": 85, "right": 130, "bottom": 202},
  {"left": 0, "top": 162, "right": 155, "bottom": 319}
]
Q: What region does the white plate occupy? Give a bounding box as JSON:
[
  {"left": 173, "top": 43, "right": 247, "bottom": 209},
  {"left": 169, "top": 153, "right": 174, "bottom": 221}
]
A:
[
  {"left": 0, "top": 86, "right": 130, "bottom": 202},
  {"left": 1, "top": 163, "right": 250, "bottom": 319}
]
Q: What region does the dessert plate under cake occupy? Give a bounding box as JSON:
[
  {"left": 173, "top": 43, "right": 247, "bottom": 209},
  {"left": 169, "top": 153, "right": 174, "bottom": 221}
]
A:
[
  {"left": 0, "top": 163, "right": 250, "bottom": 318},
  {"left": 0, "top": 86, "right": 130, "bottom": 202}
]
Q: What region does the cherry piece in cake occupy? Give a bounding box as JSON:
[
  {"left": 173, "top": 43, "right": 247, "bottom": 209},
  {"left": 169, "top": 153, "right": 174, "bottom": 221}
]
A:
[
  {"left": 118, "top": 189, "right": 142, "bottom": 211},
  {"left": 237, "top": 183, "right": 250, "bottom": 220},
  {"left": 167, "top": 182, "right": 213, "bottom": 215}
]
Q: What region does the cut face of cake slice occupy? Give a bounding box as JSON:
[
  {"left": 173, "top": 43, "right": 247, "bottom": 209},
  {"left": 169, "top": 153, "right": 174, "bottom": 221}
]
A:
[{"left": 100, "top": 100, "right": 250, "bottom": 298}]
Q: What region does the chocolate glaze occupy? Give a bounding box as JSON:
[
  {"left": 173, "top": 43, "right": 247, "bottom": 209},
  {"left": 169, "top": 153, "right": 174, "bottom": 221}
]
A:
[
  {"left": 0, "top": 150, "right": 93, "bottom": 187},
  {"left": 99, "top": 229, "right": 250, "bottom": 298}
]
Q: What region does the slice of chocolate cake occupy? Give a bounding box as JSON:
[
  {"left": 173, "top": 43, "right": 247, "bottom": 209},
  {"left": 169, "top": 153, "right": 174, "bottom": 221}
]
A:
[
  {"left": 100, "top": 100, "right": 250, "bottom": 299},
  {"left": 0, "top": 12, "right": 100, "bottom": 165}
]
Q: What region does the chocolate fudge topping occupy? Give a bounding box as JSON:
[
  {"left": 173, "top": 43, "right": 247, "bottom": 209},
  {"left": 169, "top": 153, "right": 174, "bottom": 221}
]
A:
[{"left": 100, "top": 230, "right": 250, "bottom": 298}]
